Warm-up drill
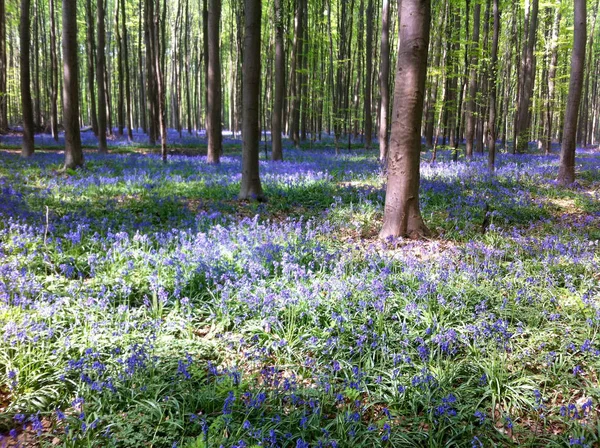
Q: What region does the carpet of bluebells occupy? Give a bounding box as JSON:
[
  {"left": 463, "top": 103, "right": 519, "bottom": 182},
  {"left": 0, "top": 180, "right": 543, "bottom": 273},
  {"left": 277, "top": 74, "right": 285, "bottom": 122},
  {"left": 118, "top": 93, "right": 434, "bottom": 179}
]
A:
[{"left": 1, "top": 131, "right": 600, "bottom": 447}]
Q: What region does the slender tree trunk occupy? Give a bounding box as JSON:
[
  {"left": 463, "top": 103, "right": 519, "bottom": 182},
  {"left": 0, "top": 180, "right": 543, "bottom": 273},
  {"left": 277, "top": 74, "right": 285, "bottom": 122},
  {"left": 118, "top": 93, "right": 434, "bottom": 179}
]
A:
[
  {"left": 515, "top": 0, "right": 539, "bottom": 153},
  {"left": 289, "top": 0, "right": 304, "bottom": 147},
  {"left": 116, "top": 4, "right": 125, "bottom": 136},
  {"left": 20, "top": 0, "right": 35, "bottom": 157},
  {"left": 121, "top": 0, "right": 133, "bottom": 140},
  {"left": 145, "top": 0, "right": 157, "bottom": 144},
  {"left": 62, "top": 0, "right": 83, "bottom": 169},
  {"left": 558, "top": 0, "right": 586, "bottom": 185},
  {"left": 154, "top": 0, "right": 167, "bottom": 161},
  {"left": 272, "top": 0, "right": 284, "bottom": 161},
  {"left": 85, "top": 0, "right": 98, "bottom": 137},
  {"left": 0, "top": 0, "right": 6, "bottom": 133},
  {"left": 206, "top": 0, "right": 222, "bottom": 163},
  {"left": 97, "top": 0, "right": 108, "bottom": 152},
  {"left": 380, "top": 0, "right": 431, "bottom": 240},
  {"left": 543, "top": 7, "right": 560, "bottom": 155},
  {"left": 487, "top": 0, "right": 500, "bottom": 172},
  {"left": 578, "top": 0, "right": 599, "bottom": 147},
  {"left": 138, "top": 0, "right": 146, "bottom": 133},
  {"left": 239, "top": 0, "right": 263, "bottom": 200},
  {"left": 465, "top": 3, "right": 481, "bottom": 160},
  {"left": 364, "top": 0, "right": 373, "bottom": 149},
  {"left": 424, "top": 1, "right": 446, "bottom": 148},
  {"left": 378, "top": 0, "right": 390, "bottom": 162},
  {"left": 33, "top": 0, "right": 41, "bottom": 129},
  {"left": 184, "top": 0, "right": 192, "bottom": 134}
]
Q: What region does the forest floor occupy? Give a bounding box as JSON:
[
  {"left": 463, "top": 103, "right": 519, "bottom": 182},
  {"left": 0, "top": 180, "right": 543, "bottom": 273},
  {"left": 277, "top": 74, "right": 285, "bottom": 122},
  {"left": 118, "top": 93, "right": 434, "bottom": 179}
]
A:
[{"left": 0, "top": 135, "right": 599, "bottom": 447}]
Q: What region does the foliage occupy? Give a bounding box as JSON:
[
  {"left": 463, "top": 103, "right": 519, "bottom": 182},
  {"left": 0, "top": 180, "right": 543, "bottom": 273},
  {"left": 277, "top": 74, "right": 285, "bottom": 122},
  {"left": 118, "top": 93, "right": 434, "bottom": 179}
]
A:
[{"left": 0, "top": 141, "right": 599, "bottom": 446}]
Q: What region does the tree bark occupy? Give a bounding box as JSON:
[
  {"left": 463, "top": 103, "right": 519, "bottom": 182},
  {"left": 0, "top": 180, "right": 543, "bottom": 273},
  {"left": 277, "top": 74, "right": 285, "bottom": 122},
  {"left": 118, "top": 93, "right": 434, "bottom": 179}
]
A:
[
  {"left": 378, "top": 0, "right": 390, "bottom": 162},
  {"left": 380, "top": 0, "right": 431, "bottom": 240},
  {"left": 97, "top": 0, "right": 108, "bottom": 153},
  {"left": 62, "top": 0, "right": 83, "bottom": 169},
  {"left": 206, "top": 0, "right": 222, "bottom": 163},
  {"left": 239, "top": 0, "right": 264, "bottom": 200},
  {"left": 272, "top": 0, "right": 284, "bottom": 161},
  {"left": 558, "top": 0, "right": 586, "bottom": 185},
  {"left": 487, "top": 0, "right": 500, "bottom": 172},
  {"left": 20, "top": 0, "right": 35, "bottom": 157}
]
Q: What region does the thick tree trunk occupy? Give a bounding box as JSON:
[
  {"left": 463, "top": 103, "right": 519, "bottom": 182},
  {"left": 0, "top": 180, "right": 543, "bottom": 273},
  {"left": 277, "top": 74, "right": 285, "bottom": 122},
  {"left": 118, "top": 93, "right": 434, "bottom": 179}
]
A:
[
  {"left": 558, "top": 0, "right": 586, "bottom": 186},
  {"left": 239, "top": 0, "right": 264, "bottom": 200},
  {"left": 121, "top": 0, "right": 133, "bottom": 140},
  {"left": 20, "top": 0, "right": 35, "bottom": 157},
  {"left": 487, "top": 0, "right": 500, "bottom": 172},
  {"left": 378, "top": 0, "right": 390, "bottom": 162},
  {"left": 380, "top": 0, "right": 431, "bottom": 240},
  {"left": 62, "top": 0, "right": 83, "bottom": 169},
  {"left": 97, "top": 0, "right": 108, "bottom": 153},
  {"left": 0, "top": 0, "right": 6, "bottom": 133},
  {"left": 515, "top": 0, "right": 539, "bottom": 153},
  {"left": 272, "top": 0, "right": 284, "bottom": 161},
  {"left": 465, "top": 3, "right": 481, "bottom": 160},
  {"left": 206, "top": 0, "right": 222, "bottom": 163}
]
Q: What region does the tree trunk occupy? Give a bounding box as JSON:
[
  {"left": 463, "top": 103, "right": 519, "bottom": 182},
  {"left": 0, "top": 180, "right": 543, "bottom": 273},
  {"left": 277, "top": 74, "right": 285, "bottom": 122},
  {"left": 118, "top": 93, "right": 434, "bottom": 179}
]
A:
[
  {"left": 364, "top": 0, "right": 373, "bottom": 149},
  {"left": 558, "top": 0, "right": 586, "bottom": 185},
  {"left": 543, "top": 7, "right": 560, "bottom": 155},
  {"left": 138, "top": 0, "right": 146, "bottom": 133},
  {"left": 239, "top": 0, "right": 264, "bottom": 200},
  {"left": 378, "top": 0, "right": 390, "bottom": 162},
  {"left": 578, "top": 0, "right": 599, "bottom": 147},
  {"left": 272, "top": 0, "right": 284, "bottom": 161},
  {"left": 184, "top": 0, "right": 192, "bottom": 134},
  {"left": 465, "top": 2, "right": 481, "bottom": 160},
  {"left": 97, "top": 0, "right": 108, "bottom": 152},
  {"left": 20, "top": 0, "right": 35, "bottom": 157},
  {"left": 0, "top": 0, "right": 6, "bottom": 133},
  {"left": 62, "top": 0, "right": 83, "bottom": 169},
  {"left": 154, "top": 0, "right": 167, "bottom": 161},
  {"left": 380, "top": 0, "right": 431, "bottom": 240},
  {"left": 84, "top": 0, "right": 98, "bottom": 137},
  {"left": 515, "top": 0, "right": 539, "bottom": 153},
  {"left": 487, "top": 0, "right": 500, "bottom": 172},
  {"left": 121, "top": 0, "right": 133, "bottom": 140},
  {"left": 206, "top": 0, "right": 222, "bottom": 163},
  {"left": 116, "top": 4, "right": 125, "bottom": 136},
  {"left": 145, "top": 0, "right": 157, "bottom": 144},
  {"left": 289, "top": 0, "right": 304, "bottom": 148}
]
